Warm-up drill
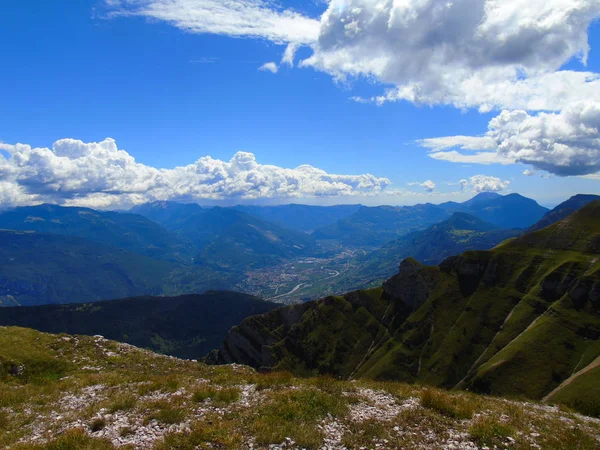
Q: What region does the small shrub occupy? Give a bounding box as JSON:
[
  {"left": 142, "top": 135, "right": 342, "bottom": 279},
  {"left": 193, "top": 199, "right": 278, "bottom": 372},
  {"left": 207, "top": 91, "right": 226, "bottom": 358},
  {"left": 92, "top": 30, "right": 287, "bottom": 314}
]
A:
[
  {"left": 89, "top": 417, "right": 106, "bottom": 433},
  {"left": 420, "top": 389, "right": 475, "bottom": 419},
  {"left": 308, "top": 375, "right": 344, "bottom": 395}
]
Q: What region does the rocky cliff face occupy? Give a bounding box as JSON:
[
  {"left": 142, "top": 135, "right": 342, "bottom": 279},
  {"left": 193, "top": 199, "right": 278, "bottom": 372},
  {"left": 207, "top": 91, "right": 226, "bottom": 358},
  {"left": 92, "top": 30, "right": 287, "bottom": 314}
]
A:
[
  {"left": 209, "top": 201, "right": 600, "bottom": 417},
  {"left": 383, "top": 258, "right": 440, "bottom": 310}
]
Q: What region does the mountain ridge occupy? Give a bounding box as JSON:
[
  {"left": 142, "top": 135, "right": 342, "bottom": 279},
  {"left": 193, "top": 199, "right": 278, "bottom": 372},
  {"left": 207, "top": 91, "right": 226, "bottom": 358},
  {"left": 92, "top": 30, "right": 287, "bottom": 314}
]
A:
[{"left": 0, "top": 291, "right": 278, "bottom": 359}]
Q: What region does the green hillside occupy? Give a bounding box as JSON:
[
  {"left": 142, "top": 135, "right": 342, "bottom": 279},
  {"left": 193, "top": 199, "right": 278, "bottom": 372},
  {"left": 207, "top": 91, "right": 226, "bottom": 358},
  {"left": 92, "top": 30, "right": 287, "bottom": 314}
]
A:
[
  {"left": 528, "top": 194, "right": 600, "bottom": 232},
  {"left": 211, "top": 201, "right": 600, "bottom": 417}
]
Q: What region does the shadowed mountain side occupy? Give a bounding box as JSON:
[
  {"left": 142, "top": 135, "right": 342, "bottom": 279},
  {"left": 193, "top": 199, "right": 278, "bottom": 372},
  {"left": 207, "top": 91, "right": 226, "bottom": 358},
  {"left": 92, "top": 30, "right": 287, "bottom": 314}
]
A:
[
  {"left": 0, "top": 230, "right": 172, "bottom": 306},
  {"left": 528, "top": 194, "right": 600, "bottom": 232},
  {"left": 209, "top": 201, "right": 600, "bottom": 417},
  {"left": 0, "top": 230, "right": 242, "bottom": 307},
  {"left": 0, "top": 291, "right": 278, "bottom": 359}
]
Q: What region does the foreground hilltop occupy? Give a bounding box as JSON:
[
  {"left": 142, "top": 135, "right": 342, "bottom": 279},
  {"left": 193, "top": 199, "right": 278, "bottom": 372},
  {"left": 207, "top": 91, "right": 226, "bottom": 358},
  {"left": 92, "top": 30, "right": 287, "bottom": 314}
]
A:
[
  {"left": 210, "top": 201, "right": 600, "bottom": 417},
  {"left": 1, "top": 327, "right": 599, "bottom": 449}
]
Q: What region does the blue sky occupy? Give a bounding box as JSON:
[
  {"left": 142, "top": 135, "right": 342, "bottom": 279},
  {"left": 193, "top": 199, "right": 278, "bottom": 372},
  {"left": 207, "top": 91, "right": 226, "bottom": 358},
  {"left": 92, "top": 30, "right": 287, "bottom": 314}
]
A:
[{"left": 1, "top": 0, "right": 599, "bottom": 209}]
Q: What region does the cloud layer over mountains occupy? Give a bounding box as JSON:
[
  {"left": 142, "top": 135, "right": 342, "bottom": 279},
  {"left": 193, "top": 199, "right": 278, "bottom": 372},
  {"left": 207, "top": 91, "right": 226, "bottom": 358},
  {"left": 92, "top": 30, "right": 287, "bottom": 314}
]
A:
[
  {"left": 104, "top": 0, "right": 600, "bottom": 178},
  {"left": 0, "top": 138, "right": 391, "bottom": 209}
]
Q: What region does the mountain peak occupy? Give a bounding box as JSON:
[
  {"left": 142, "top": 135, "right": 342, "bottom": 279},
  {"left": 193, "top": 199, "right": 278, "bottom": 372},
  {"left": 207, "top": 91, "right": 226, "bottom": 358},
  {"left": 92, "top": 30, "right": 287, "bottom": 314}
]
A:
[{"left": 463, "top": 192, "right": 502, "bottom": 205}]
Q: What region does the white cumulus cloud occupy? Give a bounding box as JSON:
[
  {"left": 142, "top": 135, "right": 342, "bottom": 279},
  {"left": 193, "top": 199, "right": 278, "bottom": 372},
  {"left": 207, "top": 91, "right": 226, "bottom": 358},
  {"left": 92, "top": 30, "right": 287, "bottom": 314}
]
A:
[
  {"left": 105, "top": 0, "right": 320, "bottom": 44},
  {"left": 468, "top": 175, "right": 510, "bottom": 193},
  {"left": 303, "top": 0, "right": 600, "bottom": 111},
  {"left": 408, "top": 180, "right": 437, "bottom": 192},
  {"left": 0, "top": 138, "right": 392, "bottom": 209},
  {"left": 259, "top": 62, "right": 279, "bottom": 73},
  {"left": 419, "top": 101, "right": 600, "bottom": 176}
]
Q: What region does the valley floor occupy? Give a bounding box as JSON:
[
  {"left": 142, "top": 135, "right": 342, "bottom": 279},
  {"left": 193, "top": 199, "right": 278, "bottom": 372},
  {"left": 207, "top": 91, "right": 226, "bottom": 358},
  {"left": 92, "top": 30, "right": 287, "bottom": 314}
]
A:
[{"left": 1, "top": 327, "right": 599, "bottom": 450}]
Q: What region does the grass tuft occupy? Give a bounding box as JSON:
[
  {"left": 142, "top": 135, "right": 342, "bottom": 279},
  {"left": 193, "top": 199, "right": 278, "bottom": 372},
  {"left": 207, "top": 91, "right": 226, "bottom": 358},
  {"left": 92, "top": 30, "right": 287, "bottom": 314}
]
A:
[
  {"left": 469, "top": 415, "right": 514, "bottom": 447},
  {"left": 192, "top": 386, "right": 239, "bottom": 405},
  {"left": 144, "top": 401, "right": 186, "bottom": 425},
  {"left": 254, "top": 371, "right": 294, "bottom": 391},
  {"left": 420, "top": 388, "right": 475, "bottom": 419},
  {"left": 107, "top": 393, "right": 137, "bottom": 413}
]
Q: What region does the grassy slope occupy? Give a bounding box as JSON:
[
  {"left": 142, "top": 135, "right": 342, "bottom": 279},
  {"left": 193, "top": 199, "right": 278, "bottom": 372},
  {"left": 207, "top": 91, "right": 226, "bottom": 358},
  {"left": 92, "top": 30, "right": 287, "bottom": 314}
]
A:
[
  {"left": 214, "top": 202, "right": 600, "bottom": 417},
  {"left": 1, "top": 327, "right": 598, "bottom": 450}
]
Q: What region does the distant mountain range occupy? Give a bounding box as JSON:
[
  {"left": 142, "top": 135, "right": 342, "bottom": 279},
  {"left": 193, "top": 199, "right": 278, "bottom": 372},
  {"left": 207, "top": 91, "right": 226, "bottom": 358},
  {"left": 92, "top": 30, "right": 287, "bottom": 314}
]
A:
[
  {"left": 0, "top": 291, "right": 277, "bottom": 359},
  {"left": 233, "top": 204, "right": 361, "bottom": 233},
  {"left": 131, "top": 202, "right": 323, "bottom": 268},
  {"left": 311, "top": 192, "right": 548, "bottom": 247},
  {"left": 210, "top": 200, "right": 600, "bottom": 417},
  {"left": 332, "top": 212, "right": 522, "bottom": 291},
  {"left": 0, "top": 193, "right": 595, "bottom": 306},
  {"left": 0, "top": 204, "right": 189, "bottom": 261}
]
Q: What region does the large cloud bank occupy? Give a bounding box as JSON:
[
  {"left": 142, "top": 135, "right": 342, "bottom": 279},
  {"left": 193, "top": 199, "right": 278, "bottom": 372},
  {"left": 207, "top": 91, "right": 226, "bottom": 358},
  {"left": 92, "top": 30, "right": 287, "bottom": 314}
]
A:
[
  {"left": 421, "top": 101, "right": 600, "bottom": 176},
  {"left": 105, "top": 0, "right": 600, "bottom": 178},
  {"left": 0, "top": 138, "right": 391, "bottom": 209}
]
